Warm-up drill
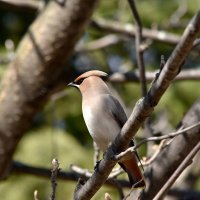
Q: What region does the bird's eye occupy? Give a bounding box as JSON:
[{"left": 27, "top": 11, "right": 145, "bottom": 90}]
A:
[{"left": 76, "top": 78, "right": 84, "bottom": 85}]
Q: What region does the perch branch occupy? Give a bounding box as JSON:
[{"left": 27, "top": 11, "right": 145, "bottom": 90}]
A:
[{"left": 74, "top": 10, "right": 200, "bottom": 200}]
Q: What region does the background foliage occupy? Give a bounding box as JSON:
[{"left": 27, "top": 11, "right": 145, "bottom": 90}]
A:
[{"left": 0, "top": 0, "right": 199, "bottom": 199}]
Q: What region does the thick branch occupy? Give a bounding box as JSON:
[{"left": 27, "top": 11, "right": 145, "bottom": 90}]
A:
[
  {"left": 74, "top": 10, "right": 200, "bottom": 200},
  {"left": 141, "top": 97, "right": 200, "bottom": 200},
  {"left": 0, "top": 0, "right": 98, "bottom": 178},
  {"left": 154, "top": 142, "right": 200, "bottom": 200}
]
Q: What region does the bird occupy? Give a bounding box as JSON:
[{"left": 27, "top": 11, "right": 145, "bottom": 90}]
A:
[{"left": 68, "top": 70, "right": 145, "bottom": 188}]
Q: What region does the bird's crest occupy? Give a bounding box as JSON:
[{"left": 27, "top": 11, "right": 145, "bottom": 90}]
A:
[{"left": 74, "top": 70, "right": 108, "bottom": 83}]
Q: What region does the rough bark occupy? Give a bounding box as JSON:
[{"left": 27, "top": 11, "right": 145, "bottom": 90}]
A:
[
  {"left": 141, "top": 98, "right": 200, "bottom": 200},
  {"left": 73, "top": 11, "right": 200, "bottom": 200},
  {"left": 0, "top": 0, "right": 98, "bottom": 178}
]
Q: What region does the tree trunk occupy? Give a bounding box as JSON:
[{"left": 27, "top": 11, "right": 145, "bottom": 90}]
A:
[{"left": 0, "top": 0, "right": 98, "bottom": 178}]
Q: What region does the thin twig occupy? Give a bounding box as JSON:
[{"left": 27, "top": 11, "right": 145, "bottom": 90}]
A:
[
  {"left": 153, "top": 142, "right": 200, "bottom": 200},
  {"left": 34, "top": 190, "right": 39, "bottom": 200},
  {"left": 128, "top": 0, "right": 147, "bottom": 96},
  {"left": 71, "top": 164, "right": 124, "bottom": 180},
  {"left": 135, "top": 122, "right": 200, "bottom": 149},
  {"left": 169, "top": 1, "right": 188, "bottom": 26},
  {"left": 50, "top": 158, "right": 60, "bottom": 200},
  {"left": 142, "top": 140, "right": 166, "bottom": 166},
  {"left": 70, "top": 164, "right": 93, "bottom": 177},
  {"left": 105, "top": 193, "right": 112, "bottom": 200},
  {"left": 75, "top": 34, "right": 125, "bottom": 53},
  {"left": 114, "top": 122, "right": 200, "bottom": 161},
  {"left": 108, "top": 68, "right": 200, "bottom": 83},
  {"left": 108, "top": 167, "right": 124, "bottom": 179}
]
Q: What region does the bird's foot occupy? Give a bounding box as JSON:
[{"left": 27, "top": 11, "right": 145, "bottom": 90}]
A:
[{"left": 94, "top": 160, "right": 101, "bottom": 171}]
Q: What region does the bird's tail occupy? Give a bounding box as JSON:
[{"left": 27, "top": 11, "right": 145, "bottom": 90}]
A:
[{"left": 119, "top": 154, "right": 145, "bottom": 188}]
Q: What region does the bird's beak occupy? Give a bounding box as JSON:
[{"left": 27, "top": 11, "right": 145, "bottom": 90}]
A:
[
  {"left": 67, "top": 82, "right": 75, "bottom": 87},
  {"left": 67, "top": 82, "right": 79, "bottom": 88}
]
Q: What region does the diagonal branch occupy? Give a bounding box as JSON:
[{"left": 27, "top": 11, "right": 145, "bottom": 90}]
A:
[
  {"left": 114, "top": 122, "right": 200, "bottom": 162},
  {"left": 154, "top": 142, "right": 200, "bottom": 200},
  {"left": 74, "top": 10, "right": 200, "bottom": 200},
  {"left": 141, "top": 97, "right": 200, "bottom": 200}
]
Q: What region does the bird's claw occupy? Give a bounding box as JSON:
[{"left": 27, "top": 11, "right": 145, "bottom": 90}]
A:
[{"left": 94, "top": 160, "right": 101, "bottom": 171}]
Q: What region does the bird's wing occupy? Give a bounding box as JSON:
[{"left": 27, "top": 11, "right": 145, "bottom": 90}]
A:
[{"left": 105, "top": 94, "right": 127, "bottom": 128}]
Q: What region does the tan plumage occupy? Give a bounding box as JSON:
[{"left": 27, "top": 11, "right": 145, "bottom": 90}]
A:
[{"left": 68, "top": 70, "right": 145, "bottom": 188}]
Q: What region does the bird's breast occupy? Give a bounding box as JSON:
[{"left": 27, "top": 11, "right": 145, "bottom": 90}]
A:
[{"left": 82, "top": 101, "right": 121, "bottom": 151}]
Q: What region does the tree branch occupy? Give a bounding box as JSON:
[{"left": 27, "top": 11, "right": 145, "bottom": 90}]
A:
[
  {"left": 154, "top": 142, "right": 200, "bottom": 200},
  {"left": 74, "top": 10, "right": 200, "bottom": 200},
  {"left": 0, "top": 0, "right": 98, "bottom": 178},
  {"left": 11, "top": 161, "right": 131, "bottom": 189},
  {"left": 75, "top": 34, "right": 126, "bottom": 53},
  {"left": 91, "top": 18, "right": 181, "bottom": 45},
  {"left": 108, "top": 69, "right": 200, "bottom": 83},
  {"left": 114, "top": 122, "right": 200, "bottom": 162},
  {"left": 0, "top": 0, "right": 42, "bottom": 13},
  {"left": 141, "top": 97, "right": 200, "bottom": 199},
  {"left": 128, "top": 0, "right": 147, "bottom": 96},
  {"left": 50, "top": 159, "right": 59, "bottom": 200}
]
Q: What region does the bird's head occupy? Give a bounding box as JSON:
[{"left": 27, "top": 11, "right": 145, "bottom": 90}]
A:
[{"left": 68, "top": 70, "right": 108, "bottom": 91}]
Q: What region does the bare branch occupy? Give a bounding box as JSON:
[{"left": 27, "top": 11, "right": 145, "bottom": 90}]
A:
[
  {"left": 142, "top": 140, "right": 166, "bottom": 166},
  {"left": 141, "top": 98, "right": 200, "bottom": 199},
  {"left": 114, "top": 122, "right": 200, "bottom": 165},
  {"left": 12, "top": 161, "right": 131, "bottom": 189},
  {"left": 154, "top": 142, "right": 200, "bottom": 200},
  {"left": 75, "top": 34, "right": 126, "bottom": 53},
  {"left": 74, "top": 11, "right": 200, "bottom": 200},
  {"left": 105, "top": 193, "right": 112, "bottom": 200},
  {"left": 128, "top": 0, "right": 147, "bottom": 96},
  {"left": 135, "top": 122, "right": 200, "bottom": 150},
  {"left": 169, "top": 1, "right": 188, "bottom": 27},
  {"left": 91, "top": 18, "right": 181, "bottom": 45},
  {"left": 50, "top": 159, "right": 59, "bottom": 200},
  {"left": 70, "top": 164, "right": 93, "bottom": 177},
  {"left": 0, "top": 0, "right": 42, "bottom": 13},
  {"left": 34, "top": 190, "right": 39, "bottom": 200},
  {"left": 108, "top": 68, "right": 200, "bottom": 83}
]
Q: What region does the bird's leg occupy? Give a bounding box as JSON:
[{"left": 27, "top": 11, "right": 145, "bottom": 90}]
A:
[
  {"left": 93, "top": 141, "right": 100, "bottom": 165},
  {"left": 93, "top": 141, "right": 101, "bottom": 171},
  {"left": 94, "top": 150, "right": 108, "bottom": 171},
  {"left": 94, "top": 160, "right": 101, "bottom": 171}
]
